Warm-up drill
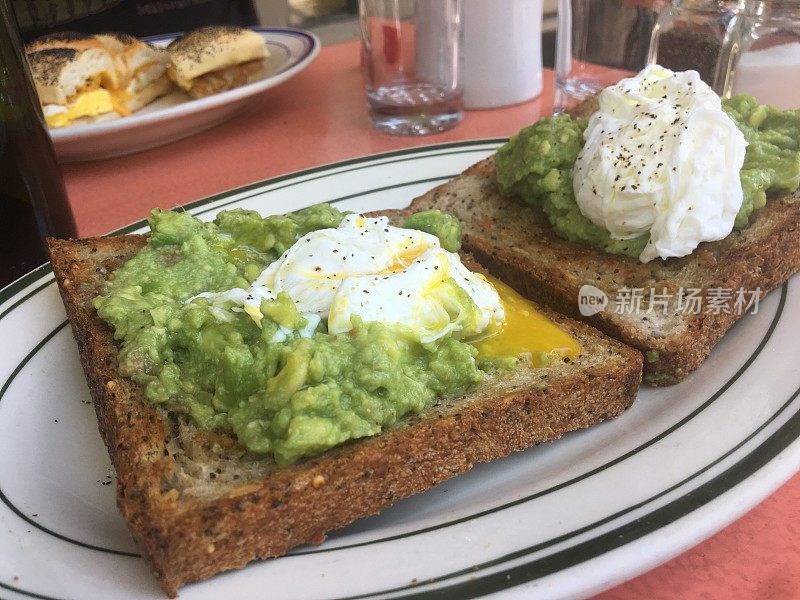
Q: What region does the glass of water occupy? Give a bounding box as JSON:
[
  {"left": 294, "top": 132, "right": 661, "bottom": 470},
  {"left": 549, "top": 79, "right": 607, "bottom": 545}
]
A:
[
  {"left": 359, "top": 0, "right": 463, "bottom": 135},
  {"left": 555, "top": 0, "right": 664, "bottom": 112}
]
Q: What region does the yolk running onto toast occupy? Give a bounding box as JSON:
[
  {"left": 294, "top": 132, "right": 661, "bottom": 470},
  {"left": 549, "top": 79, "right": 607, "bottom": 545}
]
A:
[{"left": 474, "top": 275, "right": 581, "bottom": 367}]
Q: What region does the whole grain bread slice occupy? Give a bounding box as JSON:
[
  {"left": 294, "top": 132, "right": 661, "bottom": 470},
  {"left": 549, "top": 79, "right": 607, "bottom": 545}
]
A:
[
  {"left": 48, "top": 234, "right": 641, "bottom": 597},
  {"left": 394, "top": 158, "right": 799, "bottom": 385}
]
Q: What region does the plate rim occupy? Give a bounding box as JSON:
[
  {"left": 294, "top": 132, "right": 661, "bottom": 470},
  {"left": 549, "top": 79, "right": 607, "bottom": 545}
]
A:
[{"left": 1, "top": 142, "right": 799, "bottom": 599}]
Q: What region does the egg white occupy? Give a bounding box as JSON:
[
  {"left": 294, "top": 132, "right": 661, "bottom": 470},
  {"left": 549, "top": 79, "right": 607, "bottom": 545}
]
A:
[
  {"left": 573, "top": 65, "right": 747, "bottom": 263},
  {"left": 188, "top": 214, "right": 504, "bottom": 343}
]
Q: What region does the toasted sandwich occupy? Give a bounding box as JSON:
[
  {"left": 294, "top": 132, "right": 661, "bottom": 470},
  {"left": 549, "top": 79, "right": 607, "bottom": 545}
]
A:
[
  {"left": 26, "top": 46, "right": 125, "bottom": 128},
  {"left": 95, "top": 32, "right": 172, "bottom": 112},
  {"left": 167, "top": 25, "right": 268, "bottom": 98},
  {"left": 27, "top": 31, "right": 171, "bottom": 118}
]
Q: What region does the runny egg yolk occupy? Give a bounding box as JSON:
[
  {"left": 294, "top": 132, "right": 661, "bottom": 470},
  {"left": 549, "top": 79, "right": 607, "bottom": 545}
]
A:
[{"left": 473, "top": 275, "right": 581, "bottom": 366}]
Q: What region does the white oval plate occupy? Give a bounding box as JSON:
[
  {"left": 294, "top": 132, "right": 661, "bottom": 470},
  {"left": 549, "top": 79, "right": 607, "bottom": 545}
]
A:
[
  {"left": 50, "top": 27, "right": 320, "bottom": 163},
  {"left": 1, "top": 143, "right": 799, "bottom": 600}
]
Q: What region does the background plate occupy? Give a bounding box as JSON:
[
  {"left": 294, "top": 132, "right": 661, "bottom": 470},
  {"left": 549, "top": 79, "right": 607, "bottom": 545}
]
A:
[
  {"left": 50, "top": 27, "right": 320, "bottom": 163},
  {"left": 1, "top": 142, "right": 799, "bottom": 600}
]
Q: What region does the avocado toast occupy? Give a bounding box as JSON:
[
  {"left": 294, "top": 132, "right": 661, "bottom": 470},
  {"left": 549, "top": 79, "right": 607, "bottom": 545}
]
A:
[
  {"left": 399, "top": 77, "right": 800, "bottom": 385},
  {"left": 396, "top": 156, "right": 799, "bottom": 385},
  {"left": 48, "top": 209, "right": 641, "bottom": 596}
]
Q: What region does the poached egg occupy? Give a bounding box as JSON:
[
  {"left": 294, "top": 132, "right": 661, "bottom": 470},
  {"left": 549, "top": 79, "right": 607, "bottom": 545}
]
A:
[
  {"left": 191, "top": 214, "right": 504, "bottom": 344},
  {"left": 573, "top": 65, "right": 747, "bottom": 263}
]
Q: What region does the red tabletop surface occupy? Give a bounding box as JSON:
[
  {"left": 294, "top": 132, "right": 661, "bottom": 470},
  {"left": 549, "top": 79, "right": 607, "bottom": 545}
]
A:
[{"left": 61, "top": 40, "right": 800, "bottom": 599}]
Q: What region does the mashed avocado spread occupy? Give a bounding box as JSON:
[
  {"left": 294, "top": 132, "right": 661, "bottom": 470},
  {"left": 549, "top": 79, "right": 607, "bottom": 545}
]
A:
[
  {"left": 95, "top": 206, "right": 491, "bottom": 466},
  {"left": 494, "top": 95, "right": 800, "bottom": 259}
]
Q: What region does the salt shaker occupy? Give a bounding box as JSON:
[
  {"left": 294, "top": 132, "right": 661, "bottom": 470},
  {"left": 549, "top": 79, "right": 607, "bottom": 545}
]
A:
[
  {"left": 732, "top": 0, "right": 800, "bottom": 108},
  {"left": 461, "top": 0, "right": 543, "bottom": 109},
  {"left": 648, "top": 0, "right": 747, "bottom": 95}
]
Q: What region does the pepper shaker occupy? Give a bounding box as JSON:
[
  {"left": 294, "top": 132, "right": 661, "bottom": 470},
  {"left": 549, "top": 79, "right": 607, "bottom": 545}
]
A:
[
  {"left": 648, "top": 0, "right": 747, "bottom": 96},
  {"left": 461, "top": 0, "right": 543, "bottom": 109}
]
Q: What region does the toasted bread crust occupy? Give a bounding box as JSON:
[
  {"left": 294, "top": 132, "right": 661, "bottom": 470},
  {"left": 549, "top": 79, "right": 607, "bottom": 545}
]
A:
[
  {"left": 48, "top": 234, "right": 641, "bottom": 596},
  {"left": 400, "top": 158, "right": 800, "bottom": 385},
  {"left": 166, "top": 25, "right": 266, "bottom": 89}
]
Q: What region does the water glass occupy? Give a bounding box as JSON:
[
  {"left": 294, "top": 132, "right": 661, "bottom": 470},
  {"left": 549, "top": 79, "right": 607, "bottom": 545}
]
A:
[
  {"left": 732, "top": 0, "right": 800, "bottom": 109},
  {"left": 555, "top": 0, "right": 663, "bottom": 112},
  {"left": 358, "top": 0, "right": 463, "bottom": 135}
]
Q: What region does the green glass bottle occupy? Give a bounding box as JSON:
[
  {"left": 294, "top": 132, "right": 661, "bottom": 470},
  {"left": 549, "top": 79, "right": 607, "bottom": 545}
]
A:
[{"left": 1, "top": 0, "right": 77, "bottom": 289}]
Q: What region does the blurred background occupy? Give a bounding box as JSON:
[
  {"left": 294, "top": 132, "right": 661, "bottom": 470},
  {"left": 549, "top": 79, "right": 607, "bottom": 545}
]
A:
[{"left": 256, "top": 0, "right": 558, "bottom": 62}]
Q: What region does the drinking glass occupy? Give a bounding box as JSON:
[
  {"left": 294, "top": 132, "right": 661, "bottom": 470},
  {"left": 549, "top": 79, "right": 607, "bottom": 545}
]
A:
[
  {"left": 359, "top": 0, "right": 463, "bottom": 135},
  {"left": 555, "top": 0, "right": 664, "bottom": 112},
  {"left": 731, "top": 0, "right": 800, "bottom": 108}
]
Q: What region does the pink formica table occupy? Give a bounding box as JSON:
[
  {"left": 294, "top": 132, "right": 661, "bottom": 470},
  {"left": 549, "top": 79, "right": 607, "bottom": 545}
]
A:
[{"left": 61, "top": 41, "right": 800, "bottom": 599}]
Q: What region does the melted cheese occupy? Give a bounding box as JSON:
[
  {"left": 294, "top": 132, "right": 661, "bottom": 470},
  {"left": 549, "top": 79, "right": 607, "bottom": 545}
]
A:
[
  {"left": 473, "top": 276, "right": 581, "bottom": 367},
  {"left": 110, "top": 90, "right": 132, "bottom": 116}
]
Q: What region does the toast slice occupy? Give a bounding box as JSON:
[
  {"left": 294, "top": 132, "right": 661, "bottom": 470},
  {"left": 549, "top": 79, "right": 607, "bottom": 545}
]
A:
[
  {"left": 48, "top": 233, "right": 641, "bottom": 597},
  {"left": 395, "top": 158, "right": 799, "bottom": 385}
]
